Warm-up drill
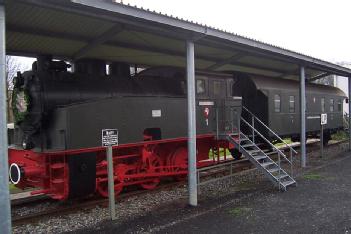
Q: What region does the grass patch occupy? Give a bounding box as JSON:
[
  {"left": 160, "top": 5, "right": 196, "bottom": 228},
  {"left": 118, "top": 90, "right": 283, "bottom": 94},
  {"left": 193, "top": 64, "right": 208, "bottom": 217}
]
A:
[
  {"left": 331, "top": 131, "right": 348, "bottom": 141},
  {"left": 228, "top": 207, "right": 252, "bottom": 217},
  {"left": 9, "top": 183, "right": 22, "bottom": 194},
  {"left": 303, "top": 173, "right": 322, "bottom": 180},
  {"left": 209, "top": 148, "right": 231, "bottom": 159},
  {"left": 274, "top": 138, "right": 292, "bottom": 147}
]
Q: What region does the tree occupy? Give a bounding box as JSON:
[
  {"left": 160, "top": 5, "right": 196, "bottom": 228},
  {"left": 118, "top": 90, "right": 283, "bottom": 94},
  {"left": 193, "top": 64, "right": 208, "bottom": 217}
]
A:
[
  {"left": 5, "top": 56, "right": 30, "bottom": 123},
  {"left": 5, "top": 56, "right": 23, "bottom": 90}
]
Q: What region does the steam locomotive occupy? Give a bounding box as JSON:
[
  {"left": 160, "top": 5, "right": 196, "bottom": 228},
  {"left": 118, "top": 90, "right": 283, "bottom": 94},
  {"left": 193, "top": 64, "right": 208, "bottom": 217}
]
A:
[
  {"left": 8, "top": 57, "right": 240, "bottom": 200},
  {"left": 8, "top": 56, "right": 345, "bottom": 200}
]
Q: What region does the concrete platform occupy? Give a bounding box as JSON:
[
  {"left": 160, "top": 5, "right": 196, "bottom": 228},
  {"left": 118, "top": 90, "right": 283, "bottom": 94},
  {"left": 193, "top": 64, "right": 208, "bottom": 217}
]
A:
[{"left": 78, "top": 151, "right": 351, "bottom": 234}]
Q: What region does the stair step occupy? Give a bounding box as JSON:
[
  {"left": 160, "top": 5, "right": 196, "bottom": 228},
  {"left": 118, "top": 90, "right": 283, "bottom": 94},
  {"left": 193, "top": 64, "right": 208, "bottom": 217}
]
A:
[
  {"left": 247, "top": 149, "right": 261, "bottom": 154},
  {"left": 51, "top": 163, "right": 65, "bottom": 169},
  {"left": 253, "top": 155, "right": 267, "bottom": 161},
  {"left": 275, "top": 173, "right": 289, "bottom": 180},
  {"left": 268, "top": 167, "right": 280, "bottom": 173},
  {"left": 239, "top": 137, "right": 249, "bottom": 142},
  {"left": 261, "top": 162, "right": 275, "bottom": 168},
  {"left": 281, "top": 180, "right": 296, "bottom": 187},
  {"left": 241, "top": 143, "right": 255, "bottom": 148},
  {"left": 266, "top": 151, "right": 278, "bottom": 156},
  {"left": 52, "top": 179, "right": 64, "bottom": 183}
]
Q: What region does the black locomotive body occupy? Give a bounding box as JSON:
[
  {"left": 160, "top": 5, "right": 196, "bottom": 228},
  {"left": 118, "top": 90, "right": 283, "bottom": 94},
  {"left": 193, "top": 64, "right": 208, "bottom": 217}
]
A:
[
  {"left": 11, "top": 60, "right": 237, "bottom": 151},
  {"left": 9, "top": 59, "right": 241, "bottom": 200},
  {"left": 233, "top": 74, "right": 346, "bottom": 143}
]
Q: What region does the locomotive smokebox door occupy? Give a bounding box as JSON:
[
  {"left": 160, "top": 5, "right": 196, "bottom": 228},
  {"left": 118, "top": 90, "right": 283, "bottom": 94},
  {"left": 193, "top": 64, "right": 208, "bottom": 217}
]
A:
[
  {"left": 215, "top": 97, "right": 242, "bottom": 137},
  {"left": 68, "top": 152, "right": 96, "bottom": 199}
]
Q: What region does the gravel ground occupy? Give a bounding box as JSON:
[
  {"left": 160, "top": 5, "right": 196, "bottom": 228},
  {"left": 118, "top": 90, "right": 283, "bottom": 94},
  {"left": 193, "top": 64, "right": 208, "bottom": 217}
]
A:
[{"left": 12, "top": 141, "right": 348, "bottom": 234}]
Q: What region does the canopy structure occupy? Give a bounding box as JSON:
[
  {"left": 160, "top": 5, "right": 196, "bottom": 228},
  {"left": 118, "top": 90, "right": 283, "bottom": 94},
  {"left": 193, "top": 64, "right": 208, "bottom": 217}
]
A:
[
  {"left": 1, "top": 0, "right": 351, "bottom": 232},
  {"left": 3, "top": 0, "right": 351, "bottom": 79}
]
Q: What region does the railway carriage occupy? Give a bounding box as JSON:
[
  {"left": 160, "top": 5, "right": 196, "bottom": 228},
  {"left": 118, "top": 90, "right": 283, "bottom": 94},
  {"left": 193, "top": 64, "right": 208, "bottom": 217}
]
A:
[{"left": 233, "top": 74, "right": 346, "bottom": 145}]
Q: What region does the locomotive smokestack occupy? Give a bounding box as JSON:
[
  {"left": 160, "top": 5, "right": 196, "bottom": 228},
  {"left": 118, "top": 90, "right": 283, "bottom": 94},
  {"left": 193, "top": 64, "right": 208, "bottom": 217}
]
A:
[{"left": 33, "top": 55, "right": 53, "bottom": 72}]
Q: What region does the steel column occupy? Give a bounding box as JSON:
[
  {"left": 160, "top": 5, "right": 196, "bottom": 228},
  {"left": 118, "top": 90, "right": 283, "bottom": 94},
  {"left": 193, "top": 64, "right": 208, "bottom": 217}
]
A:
[
  {"left": 186, "top": 40, "right": 197, "bottom": 206},
  {"left": 349, "top": 77, "right": 351, "bottom": 151},
  {"left": 300, "top": 66, "right": 306, "bottom": 167},
  {"left": 0, "top": 4, "right": 12, "bottom": 233},
  {"left": 107, "top": 146, "right": 116, "bottom": 220}
]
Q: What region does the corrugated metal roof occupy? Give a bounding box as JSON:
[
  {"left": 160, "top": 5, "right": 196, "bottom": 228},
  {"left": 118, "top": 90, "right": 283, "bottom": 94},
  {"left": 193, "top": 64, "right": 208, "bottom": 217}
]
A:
[{"left": 2, "top": 0, "right": 351, "bottom": 80}]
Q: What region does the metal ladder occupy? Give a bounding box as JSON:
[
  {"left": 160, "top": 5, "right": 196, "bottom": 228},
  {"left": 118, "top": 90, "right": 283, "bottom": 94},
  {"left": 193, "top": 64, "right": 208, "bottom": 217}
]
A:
[{"left": 223, "top": 106, "right": 297, "bottom": 191}]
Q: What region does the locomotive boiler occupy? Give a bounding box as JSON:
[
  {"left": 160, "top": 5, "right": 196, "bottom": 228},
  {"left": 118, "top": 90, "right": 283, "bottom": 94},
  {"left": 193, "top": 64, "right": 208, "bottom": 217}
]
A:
[{"left": 9, "top": 57, "right": 241, "bottom": 200}]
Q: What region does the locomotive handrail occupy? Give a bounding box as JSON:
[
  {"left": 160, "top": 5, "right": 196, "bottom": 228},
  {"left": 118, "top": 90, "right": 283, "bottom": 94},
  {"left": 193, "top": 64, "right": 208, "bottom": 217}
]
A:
[
  {"left": 242, "top": 106, "right": 298, "bottom": 155},
  {"left": 240, "top": 117, "right": 292, "bottom": 165}
]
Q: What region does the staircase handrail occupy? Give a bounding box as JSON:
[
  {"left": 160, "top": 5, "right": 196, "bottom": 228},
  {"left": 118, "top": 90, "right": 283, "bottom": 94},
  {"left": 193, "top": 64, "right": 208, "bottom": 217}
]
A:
[
  {"left": 240, "top": 117, "right": 292, "bottom": 165},
  {"left": 242, "top": 106, "right": 298, "bottom": 155}
]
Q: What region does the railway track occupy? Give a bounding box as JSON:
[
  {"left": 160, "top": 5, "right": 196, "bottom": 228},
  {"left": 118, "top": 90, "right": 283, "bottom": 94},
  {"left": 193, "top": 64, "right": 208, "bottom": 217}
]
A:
[
  {"left": 11, "top": 159, "right": 252, "bottom": 225},
  {"left": 11, "top": 139, "right": 346, "bottom": 225}
]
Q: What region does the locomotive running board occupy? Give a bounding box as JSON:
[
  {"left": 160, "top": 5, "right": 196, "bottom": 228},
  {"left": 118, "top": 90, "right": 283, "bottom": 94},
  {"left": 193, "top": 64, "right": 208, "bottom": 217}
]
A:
[{"left": 226, "top": 132, "right": 296, "bottom": 191}]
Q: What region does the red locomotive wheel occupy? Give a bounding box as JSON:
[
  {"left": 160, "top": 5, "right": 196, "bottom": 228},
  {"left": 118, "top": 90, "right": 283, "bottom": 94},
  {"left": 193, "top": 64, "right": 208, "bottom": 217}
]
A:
[
  {"left": 170, "top": 147, "right": 188, "bottom": 181},
  {"left": 96, "top": 180, "right": 123, "bottom": 197},
  {"left": 139, "top": 154, "right": 162, "bottom": 190},
  {"left": 96, "top": 163, "right": 129, "bottom": 197}
]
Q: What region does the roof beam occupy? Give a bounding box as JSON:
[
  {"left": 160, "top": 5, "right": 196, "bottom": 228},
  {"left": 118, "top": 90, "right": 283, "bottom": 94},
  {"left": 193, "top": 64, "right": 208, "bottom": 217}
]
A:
[
  {"left": 4, "top": 25, "right": 309, "bottom": 77},
  {"left": 12, "top": 0, "right": 351, "bottom": 77},
  {"left": 228, "top": 61, "right": 296, "bottom": 76},
  {"left": 199, "top": 38, "right": 351, "bottom": 77},
  {"left": 73, "top": 24, "right": 124, "bottom": 59},
  {"left": 276, "top": 68, "right": 300, "bottom": 79},
  {"left": 308, "top": 72, "right": 331, "bottom": 82},
  {"left": 206, "top": 53, "right": 246, "bottom": 70}
]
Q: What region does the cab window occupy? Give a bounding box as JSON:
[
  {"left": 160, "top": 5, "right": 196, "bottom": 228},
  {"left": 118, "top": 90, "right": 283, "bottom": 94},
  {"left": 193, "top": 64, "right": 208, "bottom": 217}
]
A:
[
  {"left": 209, "top": 80, "right": 225, "bottom": 98},
  {"left": 213, "top": 81, "right": 221, "bottom": 96},
  {"left": 196, "top": 79, "right": 206, "bottom": 95}
]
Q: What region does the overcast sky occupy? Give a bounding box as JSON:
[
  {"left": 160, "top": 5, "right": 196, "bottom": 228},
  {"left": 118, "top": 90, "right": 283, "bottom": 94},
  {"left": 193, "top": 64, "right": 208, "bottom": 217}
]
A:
[{"left": 119, "top": 0, "right": 351, "bottom": 65}]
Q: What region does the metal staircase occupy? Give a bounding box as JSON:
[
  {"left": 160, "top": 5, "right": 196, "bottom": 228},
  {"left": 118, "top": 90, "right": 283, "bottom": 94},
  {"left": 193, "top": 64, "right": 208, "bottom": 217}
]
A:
[
  {"left": 227, "top": 130, "right": 296, "bottom": 191},
  {"left": 216, "top": 101, "right": 297, "bottom": 191}
]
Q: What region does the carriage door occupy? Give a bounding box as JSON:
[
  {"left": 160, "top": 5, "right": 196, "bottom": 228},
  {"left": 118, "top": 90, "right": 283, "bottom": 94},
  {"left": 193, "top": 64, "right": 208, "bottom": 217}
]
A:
[{"left": 210, "top": 79, "right": 242, "bottom": 137}]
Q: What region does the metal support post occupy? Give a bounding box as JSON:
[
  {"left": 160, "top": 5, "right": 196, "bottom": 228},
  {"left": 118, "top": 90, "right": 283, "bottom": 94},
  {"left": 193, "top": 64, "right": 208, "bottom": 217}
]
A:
[
  {"left": 216, "top": 108, "right": 219, "bottom": 139},
  {"left": 0, "top": 5, "right": 12, "bottom": 233},
  {"left": 252, "top": 116, "right": 255, "bottom": 143},
  {"left": 349, "top": 77, "right": 351, "bottom": 151},
  {"left": 320, "top": 125, "right": 324, "bottom": 158},
  {"left": 186, "top": 40, "right": 197, "bottom": 206},
  {"left": 300, "top": 66, "right": 306, "bottom": 167},
  {"left": 107, "top": 146, "right": 116, "bottom": 220}
]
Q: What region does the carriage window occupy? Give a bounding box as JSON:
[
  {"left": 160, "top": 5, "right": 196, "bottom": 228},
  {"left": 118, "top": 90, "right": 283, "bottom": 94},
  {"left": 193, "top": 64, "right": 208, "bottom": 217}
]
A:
[
  {"left": 289, "top": 96, "right": 295, "bottom": 113},
  {"left": 338, "top": 99, "right": 342, "bottom": 112},
  {"left": 213, "top": 81, "right": 222, "bottom": 97},
  {"left": 274, "top": 94, "right": 281, "bottom": 113},
  {"left": 196, "top": 79, "right": 206, "bottom": 94},
  {"left": 330, "top": 99, "right": 334, "bottom": 112},
  {"left": 321, "top": 98, "right": 325, "bottom": 113}
]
